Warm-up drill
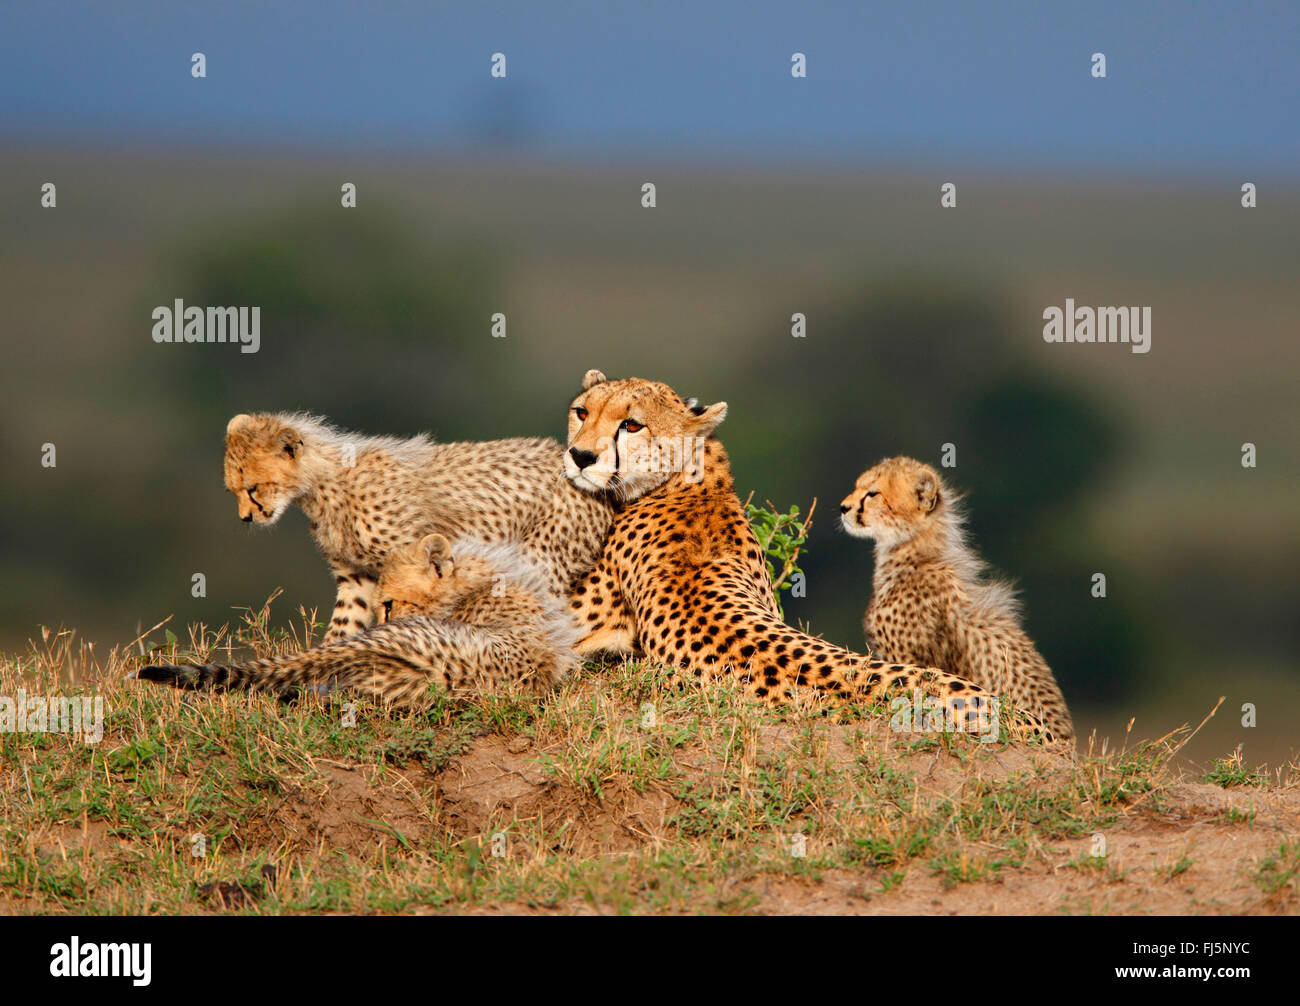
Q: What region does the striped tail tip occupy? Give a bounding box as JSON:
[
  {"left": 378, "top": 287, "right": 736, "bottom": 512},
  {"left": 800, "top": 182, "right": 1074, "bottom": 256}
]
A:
[{"left": 135, "top": 664, "right": 212, "bottom": 690}]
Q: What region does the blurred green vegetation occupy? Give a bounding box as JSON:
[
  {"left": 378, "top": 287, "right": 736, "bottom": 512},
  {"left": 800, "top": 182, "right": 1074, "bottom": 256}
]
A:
[{"left": 142, "top": 206, "right": 502, "bottom": 436}]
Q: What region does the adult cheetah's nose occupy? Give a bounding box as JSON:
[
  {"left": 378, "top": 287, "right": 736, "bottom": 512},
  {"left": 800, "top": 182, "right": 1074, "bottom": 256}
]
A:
[
  {"left": 840, "top": 502, "right": 854, "bottom": 514},
  {"left": 569, "top": 447, "right": 599, "bottom": 470}
]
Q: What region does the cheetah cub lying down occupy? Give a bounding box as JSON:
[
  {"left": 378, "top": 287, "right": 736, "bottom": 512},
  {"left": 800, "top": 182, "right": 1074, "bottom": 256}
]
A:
[
  {"left": 840, "top": 456, "right": 1075, "bottom": 744},
  {"left": 136, "top": 535, "right": 581, "bottom": 705},
  {"left": 223, "top": 412, "right": 612, "bottom": 642}
]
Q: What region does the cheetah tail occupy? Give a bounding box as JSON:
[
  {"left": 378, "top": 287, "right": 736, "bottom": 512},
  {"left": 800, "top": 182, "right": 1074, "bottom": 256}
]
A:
[
  {"left": 134, "top": 657, "right": 303, "bottom": 697},
  {"left": 134, "top": 637, "right": 434, "bottom": 706}
]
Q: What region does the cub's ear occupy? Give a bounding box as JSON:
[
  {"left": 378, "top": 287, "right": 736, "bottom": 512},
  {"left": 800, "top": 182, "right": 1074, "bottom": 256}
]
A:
[
  {"left": 226, "top": 414, "right": 253, "bottom": 437},
  {"left": 419, "top": 534, "right": 453, "bottom": 575},
  {"left": 582, "top": 369, "right": 608, "bottom": 390},
  {"left": 277, "top": 427, "right": 303, "bottom": 459},
  {"left": 690, "top": 401, "right": 728, "bottom": 437},
  {"left": 915, "top": 470, "right": 940, "bottom": 513}
]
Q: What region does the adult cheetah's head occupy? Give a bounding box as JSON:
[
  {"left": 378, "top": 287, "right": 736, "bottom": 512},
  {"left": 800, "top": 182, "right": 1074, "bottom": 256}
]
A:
[
  {"left": 563, "top": 370, "right": 728, "bottom": 501},
  {"left": 224, "top": 413, "right": 309, "bottom": 525},
  {"left": 840, "top": 456, "right": 947, "bottom": 548}
]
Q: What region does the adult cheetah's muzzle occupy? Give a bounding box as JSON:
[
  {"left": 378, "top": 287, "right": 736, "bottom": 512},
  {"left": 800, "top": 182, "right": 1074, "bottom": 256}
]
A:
[{"left": 569, "top": 447, "right": 599, "bottom": 470}]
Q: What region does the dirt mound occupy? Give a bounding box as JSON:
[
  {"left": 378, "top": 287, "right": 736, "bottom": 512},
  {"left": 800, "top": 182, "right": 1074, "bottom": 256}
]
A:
[
  {"left": 435, "top": 735, "right": 678, "bottom": 855},
  {"left": 239, "top": 761, "right": 441, "bottom": 859},
  {"left": 3, "top": 652, "right": 1294, "bottom": 914},
  {"left": 232, "top": 735, "right": 680, "bottom": 861}
]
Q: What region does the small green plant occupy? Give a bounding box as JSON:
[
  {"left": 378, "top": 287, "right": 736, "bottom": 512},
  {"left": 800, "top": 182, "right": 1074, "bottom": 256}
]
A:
[
  {"left": 1157, "top": 852, "right": 1194, "bottom": 881},
  {"left": 928, "top": 850, "right": 993, "bottom": 889},
  {"left": 1204, "top": 749, "right": 1268, "bottom": 788},
  {"left": 879, "top": 870, "right": 907, "bottom": 893},
  {"left": 744, "top": 497, "right": 816, "bottom": 618},
  {"left": 1253, "top": 841, "right": 1300, "bottom": 894}
]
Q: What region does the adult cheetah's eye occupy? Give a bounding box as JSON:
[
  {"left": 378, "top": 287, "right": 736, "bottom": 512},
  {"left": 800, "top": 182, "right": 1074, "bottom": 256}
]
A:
[
  {"left": 866, "top": 491, "right": 879, "bottom": 498},
  {"left": 574, "top": 407, "right": 588, "bottom": 421},
  {"left": 621, "top": 420, "right": 644, "bottom": 433},
  {"left": 382, "top": 600, "right": 393, "bottom": 622}
]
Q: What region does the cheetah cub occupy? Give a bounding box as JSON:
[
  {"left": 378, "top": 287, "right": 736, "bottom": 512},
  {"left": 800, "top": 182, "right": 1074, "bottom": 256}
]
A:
[
  {"left": 223, "top": 412, "right": 612, "bottom": 642},
  {"left": 374, "top": 533, "right": 583, "bottom": 695},
  {"left": 136, "top": 535, "right": 582, "bottom": 705},
  {"left": 840, "top": 457, "right": 1075, "bottom": 745}
]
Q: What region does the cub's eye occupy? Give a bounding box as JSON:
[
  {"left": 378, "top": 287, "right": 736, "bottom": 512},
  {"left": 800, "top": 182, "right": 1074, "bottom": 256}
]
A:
[
  {"left": 621, "top": 420, "right": 644, "bottom": 433},
  {"left": 382, "top": 600, "right": 393, "bottom": 622},
  {"left": 574, "top": 407, "right": 588, "bottom": 421}
]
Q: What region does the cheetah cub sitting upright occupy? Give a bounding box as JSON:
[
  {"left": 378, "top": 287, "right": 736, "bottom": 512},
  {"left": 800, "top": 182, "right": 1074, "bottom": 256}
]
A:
[
  {"left": 840, "top": 457, "right": 1075, "bottom": 745},
  {"left": 137, "top": 535, "right": 581, "bottom": 705}
]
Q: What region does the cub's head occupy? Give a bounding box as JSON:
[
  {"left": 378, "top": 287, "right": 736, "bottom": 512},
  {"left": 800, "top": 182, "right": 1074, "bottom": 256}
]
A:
[
  {"left": 564, "top": 369, "right": 728, "bottom": 501},
  {"left": 224, "top": 413, "right": 308, "bottom": 524},
  {"left": 840, "top": 456, "right": 947, "bottom": 548},
  {"left": 376, "top": 534, "right": 494, "bottom": 623}
]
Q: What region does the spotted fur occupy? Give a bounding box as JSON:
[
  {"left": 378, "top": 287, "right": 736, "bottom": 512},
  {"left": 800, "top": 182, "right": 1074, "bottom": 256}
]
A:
[
  {"left": 841, "top": 456, "right": 1074, "bottom": 745},
  {"left": 563, "top": 371, "right": 1034, "bottom": 740},
  {"left": 223, "top": 412, "right": 613, "bottom": 642},
  {"left": 136, "top": 535, "right": 581, "bottom": 704}
]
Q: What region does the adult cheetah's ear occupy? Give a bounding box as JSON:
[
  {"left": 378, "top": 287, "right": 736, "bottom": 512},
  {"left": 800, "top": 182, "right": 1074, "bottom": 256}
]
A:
[
  {"left": 916, "top": 471, "right": 940, "bottom": 513},
  {"left": 582, "top": 369, "right": 608, "bottom": 390},
  {"left": 277, "top": 426, "right": 303, "bottom": 460},
  {"left": 690, "top": 401, "right": 728, "bottom": 437},
  {"left": 419, "top": 534, "right": 453, "bottom": 576}
]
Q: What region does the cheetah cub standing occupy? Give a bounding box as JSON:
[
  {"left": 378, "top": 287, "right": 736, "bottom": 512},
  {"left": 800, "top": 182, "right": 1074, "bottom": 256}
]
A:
[
  {"left": 137, "top": 534, "right": 581, "bottom": 705},
  {"left": 223, "top": 413, "right": 613, "bottom": 642},
  {"left": 840, "top": 457, "right": 1075, "bottom": 745}
]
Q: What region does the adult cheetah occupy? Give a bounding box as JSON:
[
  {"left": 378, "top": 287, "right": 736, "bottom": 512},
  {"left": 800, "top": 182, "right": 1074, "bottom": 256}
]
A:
[{"left": 562, "top": 370, "right": 1043, "bottom": 741}]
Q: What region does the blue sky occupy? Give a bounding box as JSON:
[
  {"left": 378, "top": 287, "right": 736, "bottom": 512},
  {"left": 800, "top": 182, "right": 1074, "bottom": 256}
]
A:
[{"left": 2, "top": 1, "right": 1296, "bottom": 173}]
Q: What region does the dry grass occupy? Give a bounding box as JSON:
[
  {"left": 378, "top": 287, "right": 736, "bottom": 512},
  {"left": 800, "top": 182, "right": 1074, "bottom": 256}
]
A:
[{"left": 1, "top": 605, "right": 1297, "bottom": 915}]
